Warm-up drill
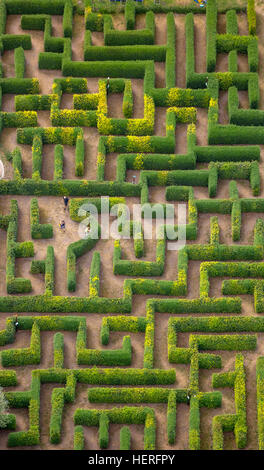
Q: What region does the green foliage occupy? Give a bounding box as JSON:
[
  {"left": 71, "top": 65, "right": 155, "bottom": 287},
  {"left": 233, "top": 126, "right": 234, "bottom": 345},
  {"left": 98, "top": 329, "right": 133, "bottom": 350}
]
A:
[
  {"left": 74, "top": 425, "right": 84, "bottom": 450},
  {"left": 247, "top": 0, "right": 256, "bottom": 35},
  {"left": 99, "top": 413, "right": 109, "bottom": 449},
  {"left": 75, "top": 133, "right": 85, "bottom": 177},
  {"left": 1, "top": 322, "right": 41, "bottom": 366},
  {"left": 206, "top": 0, "right": 217, "bottom": 72},
  {"left": 0, "top": 386, "right": 9, "bottom": 429}
]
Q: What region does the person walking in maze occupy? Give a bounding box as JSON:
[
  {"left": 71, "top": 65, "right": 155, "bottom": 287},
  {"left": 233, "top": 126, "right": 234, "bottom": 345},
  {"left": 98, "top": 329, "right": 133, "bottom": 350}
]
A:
[
  {"left": 63, "top": 196, "right": 69, "bottom": 211},
  {"left": 106, "top": 77, "right": 110, "bottom": 95}
]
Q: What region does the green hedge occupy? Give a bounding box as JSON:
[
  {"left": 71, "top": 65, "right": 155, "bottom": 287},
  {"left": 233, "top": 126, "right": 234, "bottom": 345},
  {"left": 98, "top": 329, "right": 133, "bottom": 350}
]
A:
[
  {"left": 5, "top": 0, "right": 65, "bottom": 15},
  {"left": 185, "top": 13, "right": 195, "bottom": 80},
  {"left": 53, "top": 332, "right": 64, "bottom": 368},
  {"left": 228, "top": 50, "right": 238, "bottom": 73},
  {"left": 84, "top": 45, "right": 166, "bottom": 62},
  {"left": 74, "top": 425, "right": 84, "bottom": 450},
  {"left": 15, "top": 94, "right": 55, "bottom": 111},
  {"left": 120, "top": 426, "right": 130, "bottom": 450},
  {"left": 67, "top": 221, "right": 100, "bottom": 291},
  {"left": 2, "top": 34, "right": 31, "bottom": 51},
  {"left": 0, "top": 0, "right": 6, "bottom": 36},
  {"left": 226, "top": 10, "right": 238, "bottom": 35},
  {"left": 247, "top": 0, "right": 256, "bottom": 35},
  {"left": 63, "top": 0, "right": 73, "bottom": 38},
  {"left": 167, "top": 391, "right": 177, "bottom": 445},
  {"left": 2, "top": 111, "right": 37, "bottom": 128},
  {"left": 99, "top": 413, "right": 109, "bottom": 449},
  {"left": 257, "top": 357, "right": 264, "bottom": 449},
  {"left": 206, "top": 0, "right": 217, "bottom": 72},
  {"left": 1, "top": 322, "right": 41, "bottom": 366},
  {"left": 1, "top": 78, "right": 39, "bottom": 95},
  {"left": 123, "top": 80, "right": 133, "bottom": 118},
  {"left": 195, "top": 145, "right": 260, "bottom": 163},
  {"left": 125, "top": 0, "right": 135, "bottom": 30},
  {"left": 75, "top": 133, "right": 85, "bottom": 177},
  {"left": 21, "top": 14, "right": 48, "bottom": 30},
  {"left": 30, "top": 198, "right": 53, "bottom": 239},
  {"left": 209, "top": 124, "right": 264, "bottom": 145},
  {"left": 54, "top": 144, "right": 64, "bottom": 180},
  {"left": 63, "top": 60, "right": 147, "bottom": 78},
  {"left": 248, "top": 39, "right": 258, "bottom": 72},
  {"left": 217, "top": 34, "right": 254, "bottom": 54},
  {"left": 0, "top": 371, "right": 17, "bottom": 387}
]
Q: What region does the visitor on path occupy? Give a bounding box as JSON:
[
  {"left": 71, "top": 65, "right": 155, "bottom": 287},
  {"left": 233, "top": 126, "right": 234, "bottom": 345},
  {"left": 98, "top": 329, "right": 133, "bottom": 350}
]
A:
[
  {"left": 14, "top": 315, "right": 19, "bottom": 331},
  {"left": 63, "top": 196, "right": 69, "bottom": 211},
  {"left": 106, "top": 77, "right": 110, "bottom": 95},
  {"left": 60, "top": 220, "right": 66, "bottom": 232}
]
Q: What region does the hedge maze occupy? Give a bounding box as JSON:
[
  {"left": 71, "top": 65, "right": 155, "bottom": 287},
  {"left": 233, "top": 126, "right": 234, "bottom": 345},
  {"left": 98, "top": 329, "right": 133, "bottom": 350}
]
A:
[{"left": 1, "top": 0, "right": 264, "bottom": 451}]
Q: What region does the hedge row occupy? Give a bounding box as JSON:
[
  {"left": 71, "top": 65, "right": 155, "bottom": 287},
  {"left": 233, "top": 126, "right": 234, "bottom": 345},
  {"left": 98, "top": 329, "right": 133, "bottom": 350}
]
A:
[
  {"left": 69, "top": 197, "right": 125, "bottom": 222},
  {"left": 15, "top": 94, "right": 56, "bottom": 111},
  {"left": 74, "top": 406, "right": 156, "bottom": 450},
  {"left": 4, "top": 362, "right": 174, "bottom": 447},
  {"left": 113, "top": 238, "right": 165, "bottom": 277},
  {"left": 195, "top": 145, "right": 260, "bottom": 163},
  {"left": 6, "top": 201, "right": 34, "bottom": 294},
  {"left": 1, "top": 78, "right": 39, "bottom": 95},
  {"left": 67, "top": 218, "right": 100, "bottom": 291},
  {"left": 226, "top": 9, "right": 238, "bottom": 36},
  {"left": 0, "top": 0, "right": 6, "bottom": 36},
  {"left": 54, "top": 144, "right": 64, "bottom": 180},
  {"left": 217, "top": 34, "right": 255, "bottom": 54},
  {"left": 2, "top": 34, "right": 31, "bottom": 51},
  {"left": 63, "top": 0, "right": 73, "bottom": 38},
  {"left": 123, "top": 80, "right": 133, "bottom": 118},
  {"left": 247, "top": 0, "right": 256, "bottom": 35},
  {"left": 209, "top": 124, "right": 264, "bottom": 145},
  {"left": 120, "top": 426, "right": 131, "bottom": 450},
  {"left": 84, "top": 44, "right": 166, "bottom": 62},
  {"left": 166, "top": 12, "right": 176, "bottom": 89},
  {"left": 77, "top": 326, "right": 132, "bottom": 366},
  {"left": 117, "top": 153, "right": 196, "bottom": 181},
  {"left": 5, "top": 0, "right": 65, "bottom": 15},
  {"left": 96, "top": 80, "right": 155, "bottom": 136},
  {"left": 105, "top": 10, "right": 155, "bottom": 46},
  {"left": 206, "top": 0, "right": 217, "bottom": 72},
  {"left": 2, "top": 111, "right": 37, "bottom": 128},
  {"left": 1, "top": 322, "right": 40, "bottom": 366},
  {"left": 14, "top": 47, "right": 25, "bottom": 79},
  {"left": 74, "top": 425, "right": 84, "bottom": 450},
  {"left": 0, "top": 177, "right": 140, "bottom": 198},
  {"left": 212, "top": 354, "right": 247, "bottom": 449},
  {"left": 257, "top": 357, "right": 264, "bottom": 449}
]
